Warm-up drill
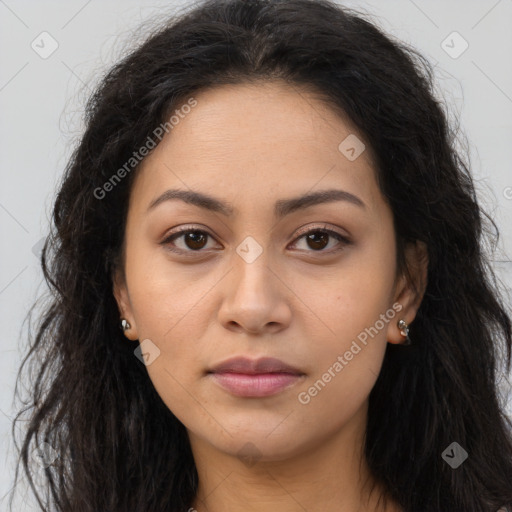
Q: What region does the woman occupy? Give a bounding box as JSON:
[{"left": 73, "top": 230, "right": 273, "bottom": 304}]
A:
[{"left": 10, "top": 0, "right": 512, "bottom": 510}]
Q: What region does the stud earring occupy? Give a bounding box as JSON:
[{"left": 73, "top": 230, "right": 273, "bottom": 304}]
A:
[
  {"left": 397, "top": 319, "right": 411, "bottom": 345},
  {"left": 120, "top": 318, "right": 131, "bottom": 331}
]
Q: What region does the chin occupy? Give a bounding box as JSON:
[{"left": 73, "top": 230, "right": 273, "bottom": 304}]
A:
[{"left": 210, "top": 425, "right": 311, "bottom": 460}]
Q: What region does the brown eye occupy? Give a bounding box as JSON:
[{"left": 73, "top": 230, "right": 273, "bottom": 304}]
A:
[
  {"left": 162, "top": 229, "right": 216, "bottom": 253},
  {"left": 291, "top": 228, "right": 351, "bottom": 253},
  {"left": 305, "top": 231, "right": 330, "bottom": 251},
  {"left": 161, "top": 225, "right": 351, "bottom": 256},
  {"left": 181, "top": 231, "right": 208, "bottom": 250}
]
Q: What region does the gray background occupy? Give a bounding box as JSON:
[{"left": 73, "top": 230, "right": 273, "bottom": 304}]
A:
[{"left": 1, "top": 0, "right": 511, "bottom": 509}]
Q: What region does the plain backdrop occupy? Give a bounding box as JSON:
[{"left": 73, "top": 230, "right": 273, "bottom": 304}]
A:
[{"left": 1, "top": 0, "right": 511, "bottom": 509}]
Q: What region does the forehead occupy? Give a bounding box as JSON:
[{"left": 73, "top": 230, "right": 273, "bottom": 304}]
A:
[
  {"left": 129, "top": 80, "right": 382, "bottom": 217},
  {"left": 160, "top": 81, "right": 374, "bottom": 160}
]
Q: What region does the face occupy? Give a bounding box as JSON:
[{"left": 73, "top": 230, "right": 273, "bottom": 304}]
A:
[{"left": 113, "top": 81, "right": 425, "bottom": 463}]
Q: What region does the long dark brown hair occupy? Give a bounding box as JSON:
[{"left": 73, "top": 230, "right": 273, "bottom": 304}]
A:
[{"left": 10, "top": 0, "right": 512, "bottom": 510}]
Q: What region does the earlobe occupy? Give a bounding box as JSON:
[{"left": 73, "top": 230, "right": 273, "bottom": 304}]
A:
[
  {"left": 387, "top": 240, "right": 428, "bottom": 345},
  {"left": 387, "top": 318, "right": 412, "bottom": 345},
  {"left": 112, "top": 268, "right": 138, "bottom": 341}
]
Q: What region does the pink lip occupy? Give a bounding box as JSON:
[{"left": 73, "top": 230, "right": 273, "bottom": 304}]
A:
[
  {"left": 210, "top": 372, "right": 303, "bottom": 397},
  {"left": 208, "top": 356, "right": 305, "bottom": 397},
  {"left": 209, "top": 356, "right": 303, "bottom": 375}
]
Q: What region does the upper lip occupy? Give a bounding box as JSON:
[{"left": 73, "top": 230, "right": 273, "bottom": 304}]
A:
[{"left": 209, "top": 356, "right": 304, "bottom": 375}]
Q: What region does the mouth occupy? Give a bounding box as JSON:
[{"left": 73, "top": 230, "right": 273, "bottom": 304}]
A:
[{"left": 207, "top": 356, "right": 305, "bottom": 398}]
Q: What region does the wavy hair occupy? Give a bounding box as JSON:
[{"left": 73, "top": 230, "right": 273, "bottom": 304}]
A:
[{"left": 10, "top": 0, "right": 512, "bottom": 510}]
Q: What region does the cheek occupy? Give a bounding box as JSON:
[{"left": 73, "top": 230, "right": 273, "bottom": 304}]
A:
[
  {"left": 289, "top": 244, "right": 395, "bottom": 406},
  {"left": 124, "top": 253, "right": 216, "bottom": 402},
  {"left": 130, "top": 281, "right": 215, "bottom": 429},
  {"left": 125, "top": 237, "right": 211, "bottom": 339},
  {"left": 293, "top": 242, "right": 396, "bottom": 349},
  {"left": 291, "top": 288, "right": 390, "bottom": 436},
  {"left": 131, "top": 280, "right": 213, "bottom": 366}
]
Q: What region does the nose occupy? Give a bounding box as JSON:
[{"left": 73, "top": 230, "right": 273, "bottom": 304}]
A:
[{"left": 217, "top": 248, "right": 292, "bottom": 336}]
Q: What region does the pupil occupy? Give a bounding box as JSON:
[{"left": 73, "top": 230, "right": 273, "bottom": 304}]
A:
[
  {"left": 186, "top": 231, "right": 206, "bottom": 250},
  {"left": 308, "top": 232, "right": 328, "bottom": 250}
]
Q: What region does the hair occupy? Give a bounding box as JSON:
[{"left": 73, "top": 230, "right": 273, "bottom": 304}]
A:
[{"left": 10, "top": 0, "right": 512, "bottom": 510}]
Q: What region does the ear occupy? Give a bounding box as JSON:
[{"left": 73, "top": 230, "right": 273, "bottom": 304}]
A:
[
  {"left": 387, "top": 240, "right": 428, "bottom": 345},
  {"left": 112, "top": 266, "right": 138, "bottom": 341}
]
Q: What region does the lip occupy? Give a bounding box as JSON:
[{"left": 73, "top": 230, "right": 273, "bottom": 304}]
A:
[
  {"left": 210, "top": 372, "right": 304, "bottom": 397},
  {"left": 207, "top": 356, "right": 305, "bottom": 398},
  {"left": 209, "top": 356, "right": 304, "bottom": 375}
]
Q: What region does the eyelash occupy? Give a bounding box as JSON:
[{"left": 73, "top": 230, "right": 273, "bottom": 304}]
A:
[{"left": 160, "top": 224, "right": 352, "bottom": 256}]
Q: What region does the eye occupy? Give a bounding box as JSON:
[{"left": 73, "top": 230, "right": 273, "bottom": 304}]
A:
[
  {"left": 289, "top": 224, "right": 351, "bottom": 254},
  {"left": 160, "top": 224, "right": 351, "bottom": 255},
  {"left": 161, "top": 226, "right": 218, "bottom": 254}
]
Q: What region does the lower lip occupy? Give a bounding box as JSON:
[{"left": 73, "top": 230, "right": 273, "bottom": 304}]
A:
[{"left": 209, "top": 372, "right": 303, "bottom": 397}]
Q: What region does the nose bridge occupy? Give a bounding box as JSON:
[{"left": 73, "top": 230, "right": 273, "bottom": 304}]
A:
[
  {"left": 232, "top": 233, "right": 273, "bottom": 297},
  {"left": 217, "top": 231, "right": 291, "bottom": 333}
]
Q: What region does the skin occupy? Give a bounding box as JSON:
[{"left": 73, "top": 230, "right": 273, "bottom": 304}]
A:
[{"left": 113, "top": 80, "right": 428, "bottom": 512}]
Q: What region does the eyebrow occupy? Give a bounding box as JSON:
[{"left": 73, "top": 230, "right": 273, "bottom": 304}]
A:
[{"left": 147, "top": 188, "right": 366, "bottom": 218}]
